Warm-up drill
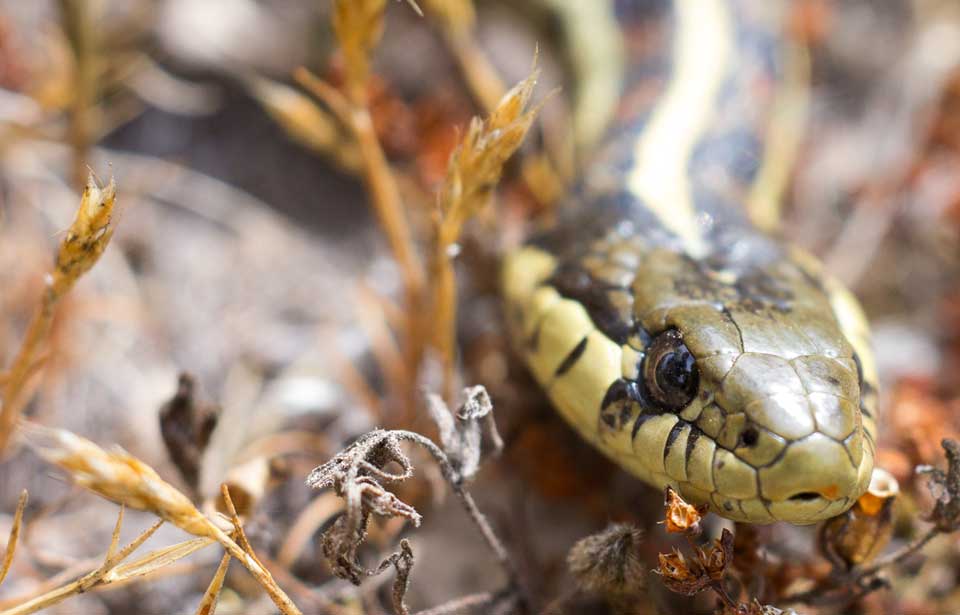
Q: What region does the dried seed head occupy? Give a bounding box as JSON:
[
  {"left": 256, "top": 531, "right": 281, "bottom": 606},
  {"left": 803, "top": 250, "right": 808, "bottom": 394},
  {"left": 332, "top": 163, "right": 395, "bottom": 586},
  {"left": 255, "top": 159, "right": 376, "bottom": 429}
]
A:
[
  {"left": 654, "top": 548, "right": 709, "bottom": 596},
  {"left": 21, "top": 422, "right": 214, "bottom": 538},
  {"left": 663, "top": 486, "right": 706, "bottom": 535},
  {"left": 55, "top": 173, "right": 117, "bottom": 283},
  {"left": 437, "top": 67, "right": 540, "bottom": 233},
  {"left": 567, "top": 523, "right": 646, "bottom": 596}
]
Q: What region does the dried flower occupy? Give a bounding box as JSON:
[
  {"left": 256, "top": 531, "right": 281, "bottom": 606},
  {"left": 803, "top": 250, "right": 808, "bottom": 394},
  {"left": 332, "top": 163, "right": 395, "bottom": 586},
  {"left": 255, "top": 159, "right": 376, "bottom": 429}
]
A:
[
  {"left": 819, "top": 468, "right": 899, "bottom": 569},
  {"left": 0, "top": 172, "right": 119, "bottom": 455},
  {"left": 663, "top": 486, "right": 707, "bottom": 535},
  {"left": 655, "top": 548, "right": 710, "bottom": 596},
  {"left": 54, "top": 173, "right": 117, "bottom": 283},
  {"left": 425, "top": 385, "right": 502, "bottom": 482}
]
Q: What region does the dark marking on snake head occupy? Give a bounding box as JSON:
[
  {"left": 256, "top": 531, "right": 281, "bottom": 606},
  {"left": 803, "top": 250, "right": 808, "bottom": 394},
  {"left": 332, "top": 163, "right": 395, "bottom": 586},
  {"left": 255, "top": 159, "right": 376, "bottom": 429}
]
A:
[
  {"left": 662, "top": 420, "right": 686, "bottom": 465},
  {"left": 684, "top": 426, "right": 701, "bottom": 463},
  {"left": 555, "top": 336, "right": 588, "bottom": 376},
  {"left": 601, "top": 378, "right": 642, "bottom": 409},
  {"left": 549, "top": 264, "right": 633, "bottom": 345},
  {"left": 631, "top": 412, "right": 657, "bottom": 441}
]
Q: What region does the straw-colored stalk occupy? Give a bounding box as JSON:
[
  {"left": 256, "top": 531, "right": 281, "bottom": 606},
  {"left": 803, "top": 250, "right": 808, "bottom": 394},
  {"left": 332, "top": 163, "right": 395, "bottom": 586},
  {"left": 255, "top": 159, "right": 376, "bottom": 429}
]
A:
[
  {"left": 295, "top": 67, "right": 426, "bottom": 422},
  {"left": 0, "top": 515, "right": 218, "bottom": 615},
  {"left": 57, "top": 0, "right": 100, "bottom": 189},
  {"left": 431, "top": 69, "right": 541, "bottom": 399},
  {"left": 194, "top": 552, "right": 231, "bottom": 615},
  {"left": 0, "top": 491, "right": 28, "bottom": 587},
  {"left": 332, "top": 0, "right": 387, "bottom": 106},
  {"left": 18, "top": 422, "right": 303, "bottom": 615},
  {"left": 0, "top": 174, "right": 118, "bottom": 455},
  {"left": 294, "top": 68, "right": 424, "bottom": 312},
  {"left": 419, "top": 0, "right": 506, "bottom": 113}
]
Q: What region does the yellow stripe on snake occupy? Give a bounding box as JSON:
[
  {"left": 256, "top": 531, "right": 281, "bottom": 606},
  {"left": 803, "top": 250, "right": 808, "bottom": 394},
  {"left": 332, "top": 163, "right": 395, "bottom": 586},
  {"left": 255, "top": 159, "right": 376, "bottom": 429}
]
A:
[{"left": 502, "top": 0, "right": 878, "bottom": 524}]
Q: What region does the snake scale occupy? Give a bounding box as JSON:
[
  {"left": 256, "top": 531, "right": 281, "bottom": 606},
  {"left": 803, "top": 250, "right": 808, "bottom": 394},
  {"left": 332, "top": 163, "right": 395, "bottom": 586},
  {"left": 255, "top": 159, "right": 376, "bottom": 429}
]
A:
[{"left": 502, "top": 0, "right": 878, "bottom": 524}]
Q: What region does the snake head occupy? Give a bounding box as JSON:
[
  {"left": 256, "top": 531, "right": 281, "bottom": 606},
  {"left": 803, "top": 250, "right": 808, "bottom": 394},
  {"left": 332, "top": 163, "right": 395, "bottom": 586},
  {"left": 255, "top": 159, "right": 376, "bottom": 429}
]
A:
[{"left": 634, "top": 254, "right": 878, "bottom": 524}]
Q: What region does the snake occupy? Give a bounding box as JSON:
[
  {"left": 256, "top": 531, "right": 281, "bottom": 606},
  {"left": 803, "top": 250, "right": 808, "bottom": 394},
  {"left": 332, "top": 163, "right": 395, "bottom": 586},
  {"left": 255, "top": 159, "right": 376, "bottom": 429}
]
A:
[{"left": 502, "top": 0, "right": 878, "bottom": 524}]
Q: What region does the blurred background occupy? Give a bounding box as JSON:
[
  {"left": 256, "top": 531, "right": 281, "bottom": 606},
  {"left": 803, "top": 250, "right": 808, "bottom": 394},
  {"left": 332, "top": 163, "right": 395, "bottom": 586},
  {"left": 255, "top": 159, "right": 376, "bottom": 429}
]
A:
[{"left": 0, "top": 1, "right": 958, "bottom": 613}]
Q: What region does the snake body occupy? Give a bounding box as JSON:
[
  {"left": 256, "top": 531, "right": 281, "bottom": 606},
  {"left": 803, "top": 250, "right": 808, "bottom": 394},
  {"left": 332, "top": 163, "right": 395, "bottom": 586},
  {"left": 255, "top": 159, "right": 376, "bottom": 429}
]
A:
[{"left": 502, "top": 0, "right": 877, "bottom": 524}]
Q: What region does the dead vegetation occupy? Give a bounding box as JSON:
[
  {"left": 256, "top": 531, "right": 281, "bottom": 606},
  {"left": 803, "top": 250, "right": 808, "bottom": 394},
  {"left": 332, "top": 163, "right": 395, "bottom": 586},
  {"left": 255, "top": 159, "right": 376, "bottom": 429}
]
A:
[{"left": 0, "top": 0, "right": 959, "bottom": 614}]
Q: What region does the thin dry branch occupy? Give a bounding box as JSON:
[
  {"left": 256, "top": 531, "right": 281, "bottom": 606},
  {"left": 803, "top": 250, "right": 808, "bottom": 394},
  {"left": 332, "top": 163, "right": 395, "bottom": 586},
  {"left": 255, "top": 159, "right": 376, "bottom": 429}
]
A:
[
  {"left": 58, "top": 0, "right": 101, "bottom": 188},
  {"left": 0, "top": 512, "right": 164, "bottom": 615},
  {"left": 0, "top": 490, "right": 28, "bottom": 587},
  {"left": 419, "top": 0, "right": 505, "bottom": 112},
  {"left": 0, "top": 174, "right": 118, "bottom": 455},
  {"left": 195, "top": 552, "right": 231, "bottom": 615},
  {"left": 295, "top": 68, "right": 425, "bottom": 312},
  {"left": 307, "top": 388, "right": 521, "bottom": 613}
]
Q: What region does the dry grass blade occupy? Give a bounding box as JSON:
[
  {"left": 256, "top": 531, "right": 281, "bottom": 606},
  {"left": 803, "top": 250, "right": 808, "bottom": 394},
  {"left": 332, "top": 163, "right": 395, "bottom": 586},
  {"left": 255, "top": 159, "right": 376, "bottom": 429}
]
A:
[
  {"left": 219, "top": 484, "right": 264, "bottom": 570},
  {"left": 431, "top": 67, "right": 541, "bottom": 397},
  {"left": 195, "top": 552, "right": 231, "bottom": 615},
  {"left": 0, "top": 173, "right": 118, "bottom": 455},
  {"left": 0, "top": 518, "right": 164, "bottom": 615},
  {"left": 19, "top": 422, "right": 303, "bottom": 614},
  {"left": 0, "top": 490, "right": 28, "bottom": 587},
  {"left": 110, "top": 537, "right": 215, "bottom": 581}
]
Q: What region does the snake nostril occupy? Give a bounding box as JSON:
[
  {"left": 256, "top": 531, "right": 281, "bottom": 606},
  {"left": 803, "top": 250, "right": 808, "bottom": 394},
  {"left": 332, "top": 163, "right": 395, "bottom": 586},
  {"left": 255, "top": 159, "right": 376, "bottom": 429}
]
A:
[
  {"left": 740, "top": 427, "right": 759, "bottom": 447},
  {"left": 789, "top": 491, "right": 821, "bottom": 502}
]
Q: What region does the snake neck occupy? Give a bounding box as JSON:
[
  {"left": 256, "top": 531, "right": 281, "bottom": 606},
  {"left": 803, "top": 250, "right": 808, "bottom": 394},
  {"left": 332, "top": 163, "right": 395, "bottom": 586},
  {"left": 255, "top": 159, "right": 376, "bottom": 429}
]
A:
[{"left": 583, "top": 0, "right": 788, "bottom": 260}]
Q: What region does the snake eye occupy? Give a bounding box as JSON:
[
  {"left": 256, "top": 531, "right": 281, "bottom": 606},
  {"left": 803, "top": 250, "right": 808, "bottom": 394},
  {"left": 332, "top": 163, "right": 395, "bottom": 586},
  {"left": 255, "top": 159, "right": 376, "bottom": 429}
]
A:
[{"left": 643, "top": 330, "right": 699, "bottom": 411}]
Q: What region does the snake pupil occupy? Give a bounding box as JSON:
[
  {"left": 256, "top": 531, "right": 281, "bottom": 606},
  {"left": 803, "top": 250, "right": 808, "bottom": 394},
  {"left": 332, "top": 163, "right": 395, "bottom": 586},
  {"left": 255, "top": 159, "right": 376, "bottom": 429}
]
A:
[{"left": 643, "top": 330, "right": 699, "bottom": 411}]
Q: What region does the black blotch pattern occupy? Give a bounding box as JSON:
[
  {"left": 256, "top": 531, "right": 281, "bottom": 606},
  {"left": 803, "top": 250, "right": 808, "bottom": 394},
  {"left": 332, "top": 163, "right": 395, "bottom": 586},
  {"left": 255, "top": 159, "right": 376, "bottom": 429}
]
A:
[
  {"left": 548, "top": 263, "right": 633, "bottom": 345},
  {"left": 555, "top": 336, "right": 588, "bottom": 376},
  {"left": 662, "top": 421, "right": 686, "bottom": 465}
]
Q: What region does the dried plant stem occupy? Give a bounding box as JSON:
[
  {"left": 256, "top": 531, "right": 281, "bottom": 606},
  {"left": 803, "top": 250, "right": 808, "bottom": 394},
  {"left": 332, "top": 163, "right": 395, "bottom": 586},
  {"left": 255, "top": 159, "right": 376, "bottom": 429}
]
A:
[
  {"left": 0, "top": 491, "right": 28, "bottom": 587},
  {"left": 857, "top": 526, "right": 939, "bottom": 577},
  {"left": 430, "top": 68, "right": 540, "bottom": 399},
  {"left": 277, "top": 492, "right": 342, "bottom": 568},
  {"left": 58, "top": 0, "right": 99, "bottom": 189},
  {"left": 413, "top": 591, "right": 506, "bottom": 615},
  {"left": 0, "top": 512, "right": 163, "bottom": 615},
  {"left": 294, "top": 69, "right": 424, "bottom": 308},
  {"left": 195, "top": 552, "right": 231, "bottom": 615},
  {"left": 0, "top": 175, "right": 117, "bottom": 456},
  {"left": 393, "top": 430, "right": 517, "bottom": 585},
  {"left": 444, "top": 35, "right": 505, "bottom": 114},
  {"left": 295, "top": 67, "right": 426, "bottom": 420},
  {"left": 785, "top": 526, "right": 942, "bottom": 606}
]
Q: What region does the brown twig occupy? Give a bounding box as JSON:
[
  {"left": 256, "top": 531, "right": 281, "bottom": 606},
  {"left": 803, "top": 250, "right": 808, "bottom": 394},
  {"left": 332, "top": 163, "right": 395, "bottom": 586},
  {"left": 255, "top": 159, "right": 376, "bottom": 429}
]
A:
[
  {"left": 0, "top": 174, "right": 118, "bottom": 456},
  {"left": 57, "top": 0, "right": 100, "bottom": 189},
  {"left": 0, "top": 490, "right": 28, "bottom": 587},
  {"left": 194, "top": 552, "right": 231, "bottom": 615}
]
